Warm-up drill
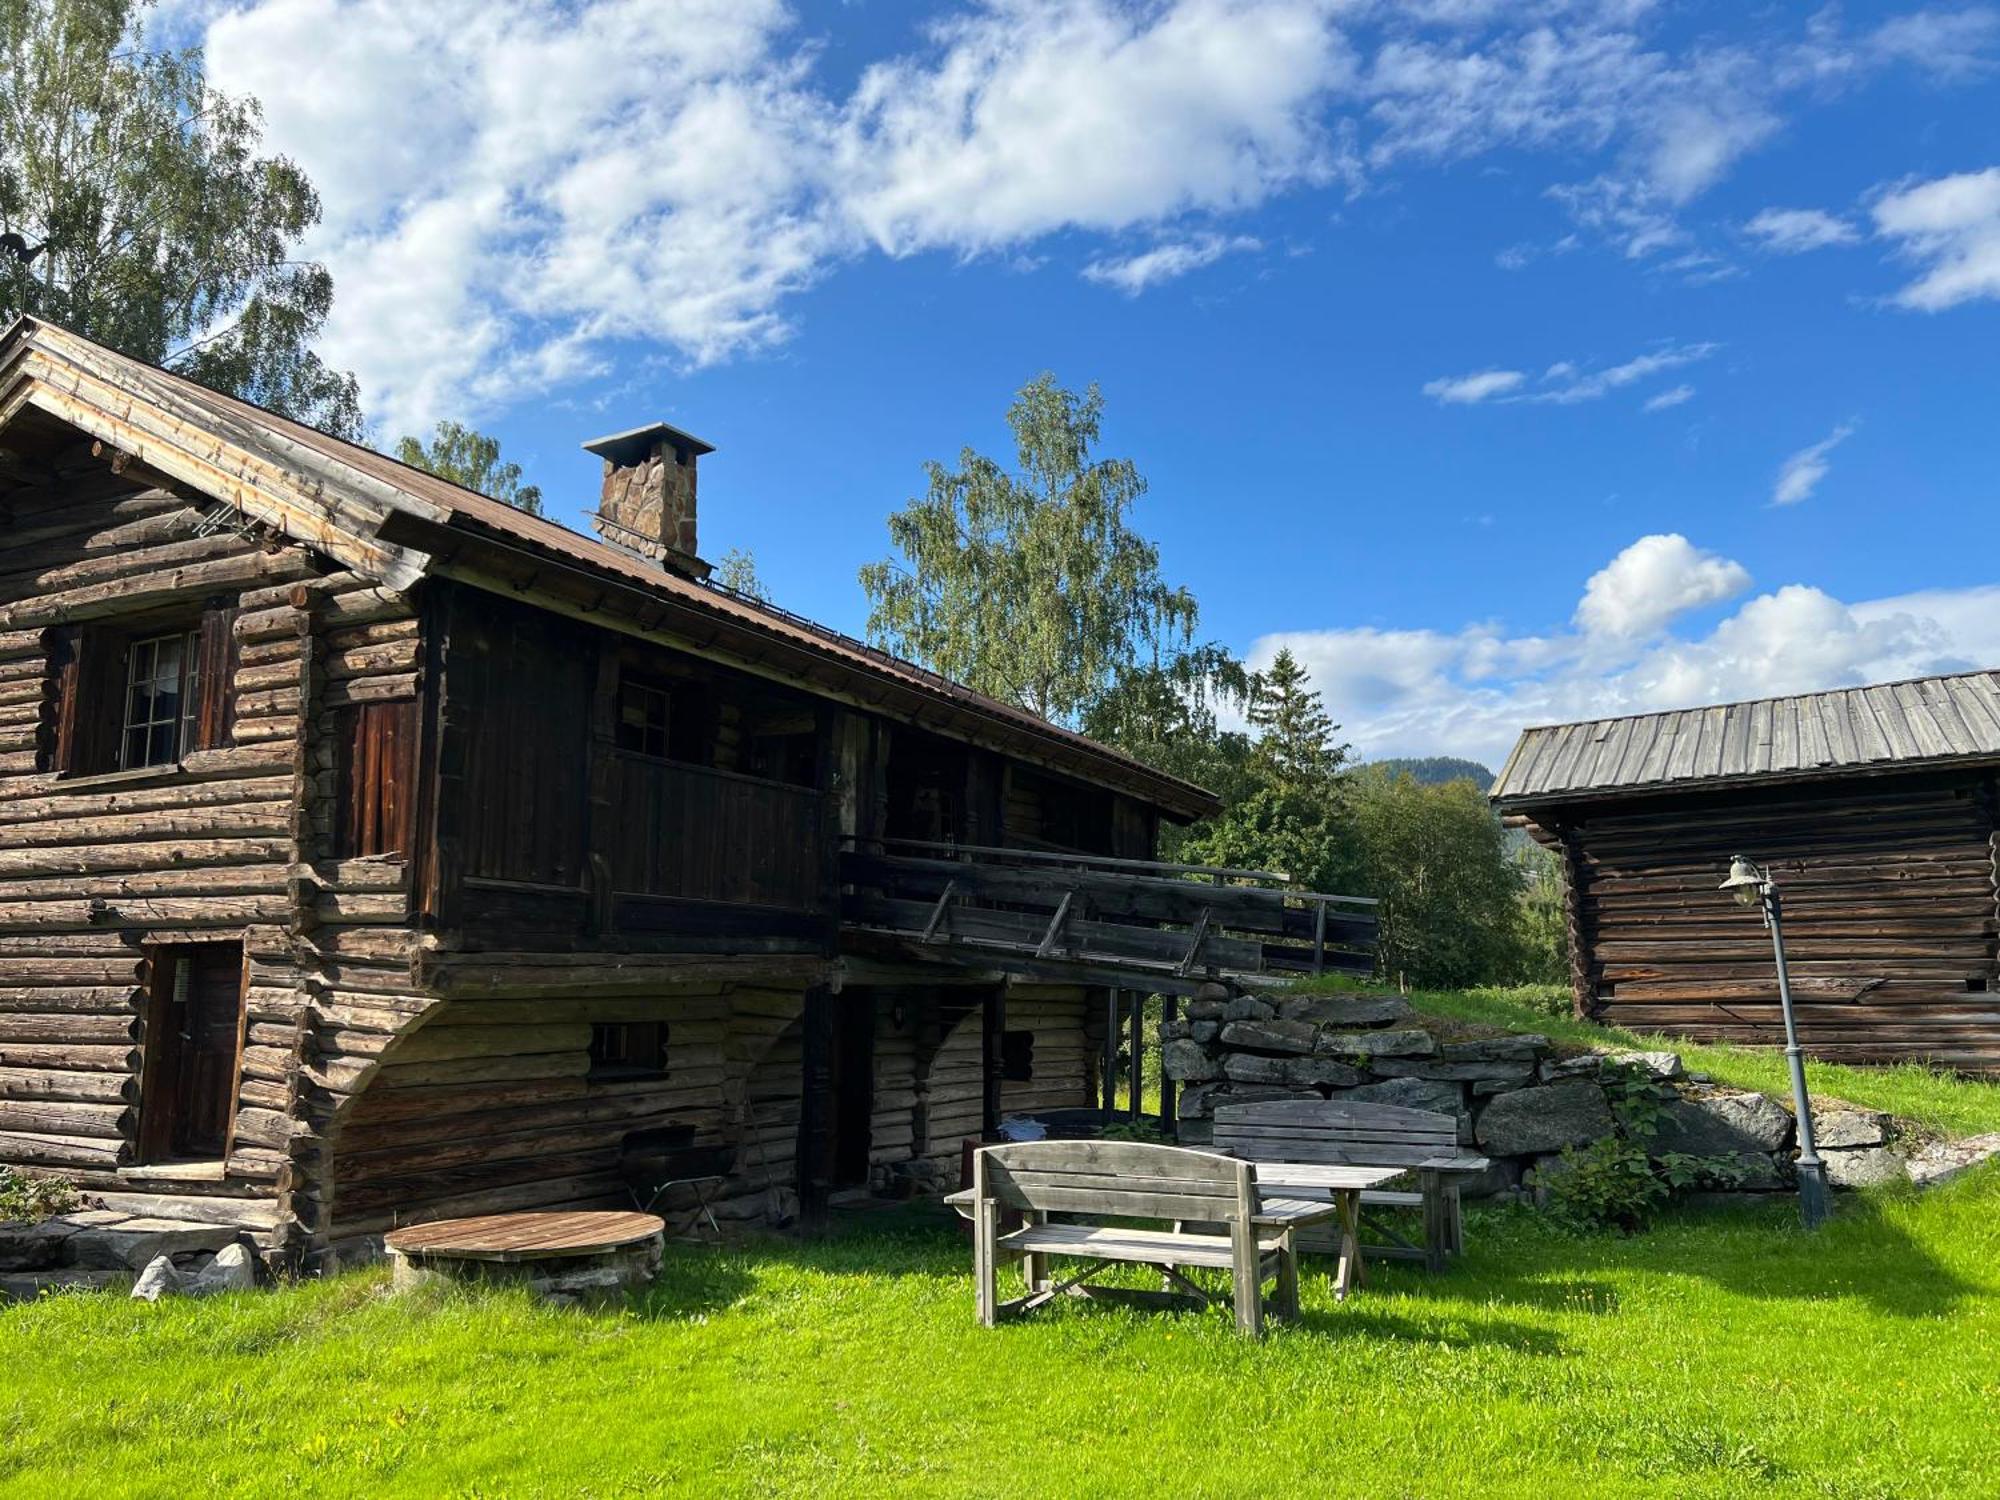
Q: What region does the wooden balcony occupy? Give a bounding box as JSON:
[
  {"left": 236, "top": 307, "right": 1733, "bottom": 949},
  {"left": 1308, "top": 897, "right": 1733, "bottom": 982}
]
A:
[{"left": 840, "top": 839, "right": 1377, "bottom": 994}]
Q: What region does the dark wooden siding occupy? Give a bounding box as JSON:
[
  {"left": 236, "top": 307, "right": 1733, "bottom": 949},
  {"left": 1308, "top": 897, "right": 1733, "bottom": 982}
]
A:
[
  {"left": 1554, "top": 769, "right": 2000, "bottom": 1070},
  {"left": 608, "top": 754, "right": 822, "bottom": 908},
  {"left": 333, "top": 699, "right": 419, "bottom": 858}
]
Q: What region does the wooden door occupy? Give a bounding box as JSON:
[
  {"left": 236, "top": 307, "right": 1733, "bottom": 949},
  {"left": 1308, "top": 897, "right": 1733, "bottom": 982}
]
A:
[
  {"left": 138, "top": 944, "right": 247, "bottom": 1163},
  {"left": 831, "top": 997, "right": 876, "bottom": 1188}
]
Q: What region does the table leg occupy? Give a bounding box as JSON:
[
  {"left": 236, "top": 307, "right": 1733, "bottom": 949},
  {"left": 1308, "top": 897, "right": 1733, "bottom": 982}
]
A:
[{"left": 1334, "top": 1191, "right": 1365, "bottom": 1302}]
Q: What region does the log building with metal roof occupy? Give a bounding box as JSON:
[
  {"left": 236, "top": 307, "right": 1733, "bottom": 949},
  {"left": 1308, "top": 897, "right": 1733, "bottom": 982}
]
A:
[{"left": 1492, "top": 672, "right": 2000, "bottom": 1072}]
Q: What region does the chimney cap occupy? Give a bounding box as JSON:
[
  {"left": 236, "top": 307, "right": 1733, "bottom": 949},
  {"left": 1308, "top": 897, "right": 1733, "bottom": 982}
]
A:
[{"left": 582, "top": 420, "right": 715, "bottom": 468}]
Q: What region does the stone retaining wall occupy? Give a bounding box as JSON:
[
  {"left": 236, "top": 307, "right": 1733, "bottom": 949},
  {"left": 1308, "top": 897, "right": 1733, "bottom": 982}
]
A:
[{"left": 1164, "top": 987, "right": 1941, "bottom": 1198}]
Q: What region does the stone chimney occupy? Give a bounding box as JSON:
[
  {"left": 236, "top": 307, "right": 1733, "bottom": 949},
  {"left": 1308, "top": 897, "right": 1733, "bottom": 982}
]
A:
[{"left": 582, "top": 421, "right": 715, "bottom": 576}]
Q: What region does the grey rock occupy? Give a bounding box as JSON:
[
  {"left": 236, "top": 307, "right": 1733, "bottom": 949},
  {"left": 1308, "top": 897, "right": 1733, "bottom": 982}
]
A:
[
  {"left": 1175, "top": 1083, "right": 1220, "bottom": 1120},
  {"left": 1184, "top": 998, "right": 1226, "bottom": 1022},
  {"left": 1189, "top": 1021, "right": 1220, "bottom": 1043},
  {"left": 1539, "top": 1055, "right": 1602, "bottom": 1082},
  {"left": 1811, "top": 1103, "right": 1889, "bottom": 1149},
  {"left": 1905, "top": 1133, "right": 2000, "bottom": 1188},
  {"left": 1, "top": 1267, "right": 126, "bottom": 1303},
  {"left": 0, "top": 1217, "right": 77, "bottom": 1273},
  {"left": 1476, "top": 1080, "right": 1616, "bottom": 1157},
  {"left": 1653, "top": 1088, "right": 1794, "bottom": 1156},
  {"left": 1277, "top": 993, "right": 1412, "bottom": 1028},
  {"left": 66, "top": 1217, "right": 243, "bottom": 1272},
  {"left": 1316, "top": 1028, "right": 1436, "bottom": 1058},
  {"left": 1455, "top": 1158, "right": 1522, "bottom": 1199},
  {"left": 130, "top": 1255, "right": 183, "bottom": 1302},
  {"left": 1606, "top": 1050, "right": 1684, "bottom": 1081},
  {"left": 1157, "top": 1018, "right": 1192, "bottom": 1043},
  {"left": 1284, "top": 1057, "right": 1366, "bottom": 1089},
  {"left": 188, "top": 1243, "right": 256, "bottom": 1298},
  {"left": 1441, "top": 1035, "right": 1549, "bottom": 1062},
  {"left": 1374, "top": 1058, "right": 1536, "bottom": 1085},
  {"left": 1222, "top": 1053, "right": 1292, "bottom": 1085},
  {"left": 1471, "top": 1077, "right": 1526, "bottom": 1096},
  {"left": 1823, "top": 1146, "right": 1907, "bottom": 1189},
  {"left": 1221, "top": 996, "right": 1277, "bottom": 1023},
  {"left": 1219, "top": 1018, "right": 1318, "bottom": 1055},
  {"left": 1193, "top": 981, "right": 1233, "bottom": 1004},
  {"left": 1161, "top": 1039, "right": 1220, "bottom": 1082},
  {"left": 1175, "top": 1119, "right": 1215, "bottom": 1146},
  {"left": 1339, "top": 1076, "right": 1464, "bottom": 1114}
]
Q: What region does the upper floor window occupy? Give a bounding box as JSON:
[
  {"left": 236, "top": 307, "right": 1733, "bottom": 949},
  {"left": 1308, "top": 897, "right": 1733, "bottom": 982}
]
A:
[
  {"left": 616, "top": 679, "right": 671, "bottom": 758},
  {"left": 45, "top": 600, "right": 237, "bottom": 778},
  {"left": 123, "top": 627, "right": 202, "bottom": 769}
]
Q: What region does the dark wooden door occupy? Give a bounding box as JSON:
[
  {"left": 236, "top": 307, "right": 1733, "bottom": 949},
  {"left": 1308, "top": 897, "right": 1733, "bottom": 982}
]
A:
[
  {"left": 139, "top": 944, "right": 246, "bottom": 1163},
  {"left": 831, "top": 998, "right": 875, "bottom": 1188}
]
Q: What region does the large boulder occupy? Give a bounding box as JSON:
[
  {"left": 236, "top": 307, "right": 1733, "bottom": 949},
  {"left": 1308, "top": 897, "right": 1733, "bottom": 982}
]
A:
[
  {"left": 1652, "top": 1087, "right": 1794, "bottom": 1156},
  {"left": 1276, "top": 993, "right": 1412, "bottom": 1028},
  {"left": 1822, "top": 1146, "right": 1907, "bottom": 1189},
  {"left": 1905, "top": 1132, "right": 2000, "bottom": 1188},
  {"left": 1812, "top": 1103, "right": 1889, "bottom": 1149},
  {"left": 1161, "top": 1039, "right": 1220, "bottom": 1082},
  {"left": 1476, "top": 1080, "right": 1616, "bottom": 1157},
  {"left": 0, "top": 1217, "right": 77, "bottom": 1273},
  {"left": 1441, "top": 1035, "right": 1548, "bottom": 1063},
  {"left": 1316, "top": 1028, "right": 1436, "bottom": 1058},
  {"left": 1340, "top": 1076, "right": 1464, "bottom": 1113},
  {"left": 1218, "top": 1018, "right": 1318, "bottom": 1055}
]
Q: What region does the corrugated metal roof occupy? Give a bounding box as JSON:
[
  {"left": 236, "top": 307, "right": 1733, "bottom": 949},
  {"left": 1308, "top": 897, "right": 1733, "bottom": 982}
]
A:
[
  {"left": 1491, "top": 670, "right": 2000, "bottom": 804},
  {"left": 0, "top": 316, "right": 1219, "bottom": 819}
]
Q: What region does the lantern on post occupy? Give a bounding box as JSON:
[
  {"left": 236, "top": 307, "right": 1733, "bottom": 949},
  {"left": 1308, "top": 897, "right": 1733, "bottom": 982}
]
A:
[{"left": 1718, "top": 856, "right": 1830, "bottom": 1228}]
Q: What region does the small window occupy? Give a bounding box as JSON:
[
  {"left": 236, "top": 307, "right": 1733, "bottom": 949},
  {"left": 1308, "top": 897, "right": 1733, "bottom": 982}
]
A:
[
  {"left": 589, "top": 1021, "right": 669, "bottom": 1080},
  {"left": 615, "top": 680, "right": 671, "bottom": 758},
  {"left": 1000, "top": 1029, "right": 1034, "bottom": 1082},
  {"left": 122, "top": 627, "right": 202, "bottom": 769}
]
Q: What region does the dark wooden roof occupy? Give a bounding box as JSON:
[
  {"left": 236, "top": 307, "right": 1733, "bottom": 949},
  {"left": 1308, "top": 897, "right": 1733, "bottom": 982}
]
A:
[
  {"left": 1492, "top": 669, "right": 2000, "bottom": 806},
  {"left": 0, "top": 315, "right": 1219, "bottom": 819}
]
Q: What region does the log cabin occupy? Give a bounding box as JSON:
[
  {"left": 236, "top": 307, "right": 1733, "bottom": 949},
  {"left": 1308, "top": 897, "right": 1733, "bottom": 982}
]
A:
[
  {"left": 0, "top": 317, "right": 1373, "bottom": 1266},
  {"left": 1492, "top": 673, "right": 2000, "bottom": 1072}
]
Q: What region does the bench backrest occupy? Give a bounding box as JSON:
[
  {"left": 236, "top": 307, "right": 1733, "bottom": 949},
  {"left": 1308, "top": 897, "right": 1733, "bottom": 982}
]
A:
[
  {"left": 1211, "top": 1099, "right": 1458, "bottom": 1169},
  {"left": 973, "top": 1140, "right": 1257, "bottom": 1225}
]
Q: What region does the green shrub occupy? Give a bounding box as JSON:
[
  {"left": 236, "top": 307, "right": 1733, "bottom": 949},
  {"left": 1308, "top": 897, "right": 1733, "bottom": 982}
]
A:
[
  {"left": 0, "top": 1167, "right": 79, "bottom": 1223},
  {"left": 1098, "top": 1118, "right": 1170, "bottom": 1145}
]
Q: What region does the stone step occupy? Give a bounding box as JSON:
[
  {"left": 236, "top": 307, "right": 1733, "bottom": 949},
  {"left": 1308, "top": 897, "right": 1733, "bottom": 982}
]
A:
[{"left": 61, "top": 1215, "right": 248, "bottom": 1271}]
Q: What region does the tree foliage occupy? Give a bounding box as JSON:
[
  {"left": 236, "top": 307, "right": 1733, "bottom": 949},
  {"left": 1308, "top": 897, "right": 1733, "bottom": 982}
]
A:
[
  {"left": 395, "top": 420, "right": 542, "bottom": 515},
  {"left": 1367, "top": 756, "right": 1495, "bottom": 788},
  {"left": 714, "top": 546, "right": 769, "bottom": 601},
  {"left": 1346, "top": 767, "right": 1526, "bottom": 989},
  {"left": 861, "top": 374, "right": 1234, "bottom": 731},
  {"left": 0, "top": 0, "right": 362, "bottom": 436}
]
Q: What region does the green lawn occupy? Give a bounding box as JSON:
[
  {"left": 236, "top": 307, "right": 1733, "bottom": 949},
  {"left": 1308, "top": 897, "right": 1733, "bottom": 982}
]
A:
[{"left": 6, "top": 1172, "right": 1999, "bottom": 1499}]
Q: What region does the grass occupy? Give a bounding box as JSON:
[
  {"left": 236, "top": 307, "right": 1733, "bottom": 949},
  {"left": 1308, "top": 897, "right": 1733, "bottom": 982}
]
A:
[{"left": 4, "top": 1175, "right": 1999, "bottom": 1499}]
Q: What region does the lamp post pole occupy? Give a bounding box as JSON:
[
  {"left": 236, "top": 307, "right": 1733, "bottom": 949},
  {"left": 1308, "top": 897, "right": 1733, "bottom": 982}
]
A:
[{"left": 1724, "top": 857, "right": 1830, "bottom": 1229}]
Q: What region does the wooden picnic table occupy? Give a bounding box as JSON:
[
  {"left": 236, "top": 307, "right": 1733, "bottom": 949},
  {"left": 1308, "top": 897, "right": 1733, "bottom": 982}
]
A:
[{"left": 945, "top": 1158, "right": 1404, "bottom": 1303}]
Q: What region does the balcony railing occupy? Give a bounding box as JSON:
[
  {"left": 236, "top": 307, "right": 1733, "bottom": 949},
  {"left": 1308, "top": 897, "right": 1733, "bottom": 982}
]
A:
[{"left": 840, "top": 838, "right": 1378, "bottom": 992}]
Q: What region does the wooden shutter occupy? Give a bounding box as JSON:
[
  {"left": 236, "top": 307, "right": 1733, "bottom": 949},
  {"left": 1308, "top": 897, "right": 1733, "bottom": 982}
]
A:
[
  {"left": 50, "top": 623, "right": 129, "bottom": 776},
  {"left": 334, "top": 699, "right": 419, "bottom": 857},
  {"left": 190, "top": 600, "right": 239, "bottom": 753}
]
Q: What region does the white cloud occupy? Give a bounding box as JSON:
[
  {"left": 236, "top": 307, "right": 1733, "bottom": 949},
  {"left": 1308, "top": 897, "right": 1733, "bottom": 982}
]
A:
[
  {"left": 1256, "top": 543, "right": 2000, "bottom": 767},
  {"left": 1422, "top": 368, "right": 1526, "bottom": 404},
  {"left": 1642, "top": 383, "right": 1694, "bottom": 411},
  {"left": 1744, "top": 206, "right": 1861, "bottom": 253},
  {"left": 1426, "top": 341, "right": 1716, "bottom": 406},
  {"left": 1872, "top": 166, "right": 2000, "bottom": 311},
  {"left": 189, "top": 1, "right": 2000, "bottom": 429},
  {"left": 1081, "top": 234, "right": 1262, "bottom": 295},
  {"left": 1772, "top": 423, "right": 1855, "bottom": 506},
  {"left": 1574, "top": 533, "right": 1751, "bottom": 638}
]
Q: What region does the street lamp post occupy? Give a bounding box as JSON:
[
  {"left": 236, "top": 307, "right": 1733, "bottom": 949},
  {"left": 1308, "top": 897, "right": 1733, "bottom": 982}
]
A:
[{"left": 1718, "top": 856, "right": 1831, "bottom": 1228}]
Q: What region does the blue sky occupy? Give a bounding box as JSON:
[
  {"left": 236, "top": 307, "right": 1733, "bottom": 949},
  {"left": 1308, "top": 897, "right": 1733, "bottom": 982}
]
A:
[{"left": 182, "top": 0, "right": 2000, "bottom": 767}]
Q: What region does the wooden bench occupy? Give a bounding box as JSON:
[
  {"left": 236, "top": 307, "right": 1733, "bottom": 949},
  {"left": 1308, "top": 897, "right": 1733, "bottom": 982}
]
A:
[
  {"left": 961, "top": 1140, "right": 1340, "bottom": 1336},
  {"left": 1211, "top": 1100, "right": 1488, "bottom": 1274}
]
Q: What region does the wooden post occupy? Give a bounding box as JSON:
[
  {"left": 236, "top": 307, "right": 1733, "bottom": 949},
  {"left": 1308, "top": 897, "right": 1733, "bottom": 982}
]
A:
[
  {"left": 1557, "top": 823, "right": 1594, "bottom": 1021},
  {"left": 980, "top": 985, "right": 1005, "bottom": 1138},
  {"left": 1102, "top": 987, "right": 1120, "bottom": 1118},
  {"left": 1127, "top": 989, "right": 1143, "bottom": 1122},
  {"left": 797, "top": 984, "right": 835, "bottom": 1228},
  {"left": 1159, "top": 992, "right": 1178, "bottom": 1130}
]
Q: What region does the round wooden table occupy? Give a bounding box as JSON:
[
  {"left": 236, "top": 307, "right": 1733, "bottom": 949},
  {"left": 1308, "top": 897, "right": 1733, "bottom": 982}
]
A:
[{"left": 386, "top": 1210, "right": 666, "bottom": 1302}]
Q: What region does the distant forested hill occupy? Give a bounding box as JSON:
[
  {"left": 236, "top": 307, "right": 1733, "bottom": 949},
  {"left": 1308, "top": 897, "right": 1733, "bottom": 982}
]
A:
[{"left": 1367, "top": 756, "right": 1496, "bottom": 787}]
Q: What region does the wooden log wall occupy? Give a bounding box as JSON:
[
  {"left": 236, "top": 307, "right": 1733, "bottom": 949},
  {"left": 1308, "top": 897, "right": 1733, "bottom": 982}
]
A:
[
  {"left": 915, "top": 982, "right": 1094, "bottom": 1169},
  {"left": 1556, "top": 770, "right": 2000, "bottom": 1070},
  {"left": 0, "top": 458, "right": 326, "bottom": 1240}
]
